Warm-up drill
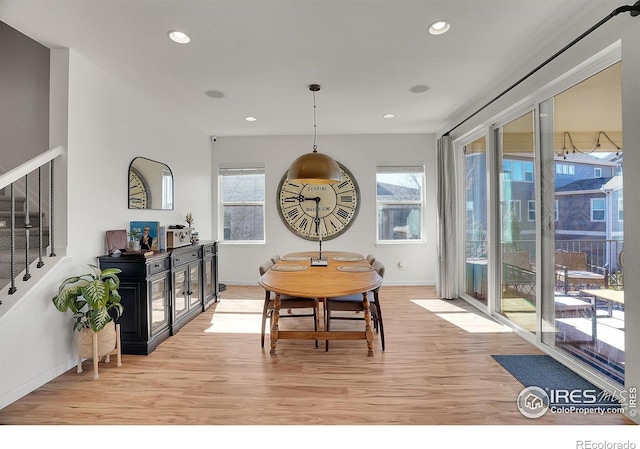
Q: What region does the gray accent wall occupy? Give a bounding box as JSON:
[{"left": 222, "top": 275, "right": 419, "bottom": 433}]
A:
[{"left": 0, "top": 21, "right": 49, "bottom": 173}]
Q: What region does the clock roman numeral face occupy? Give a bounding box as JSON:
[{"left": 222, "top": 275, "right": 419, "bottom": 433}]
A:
[
  {"left": 129, "top": 170, "right": 149, "bottom": 209},
  {"left": 277, "top": 162, "right": 360, "bottom": 241}
]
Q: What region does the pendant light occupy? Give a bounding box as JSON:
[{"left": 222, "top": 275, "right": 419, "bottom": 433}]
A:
[{"left": 287, "top": 84, "right": 342, "bottom": 184}]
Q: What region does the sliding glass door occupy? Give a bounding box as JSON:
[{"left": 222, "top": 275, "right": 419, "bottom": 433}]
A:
[
  {"left": 496, "top": 111, "right": 537, "bottom": 334},
  {"left": 463, "top": 136, "right": 488, "bottom": 305},
  {"left": 540, "top": 62, "right": 624, "bottom": 386}
]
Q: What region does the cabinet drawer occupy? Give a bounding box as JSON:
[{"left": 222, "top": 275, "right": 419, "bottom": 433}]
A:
[
  {"left": 203, "top": 244, "right": 216, "bottom": 257},
  {"left": 147, "top": 256, "right": 171, "bottom": 276},
  {"left": 172, "top": 247, "right": 202, "bottom": 267}
]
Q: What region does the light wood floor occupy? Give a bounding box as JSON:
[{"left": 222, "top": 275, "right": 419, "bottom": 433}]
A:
[{"left": 0, "top": 285, "right": 634, "bottom": 426}]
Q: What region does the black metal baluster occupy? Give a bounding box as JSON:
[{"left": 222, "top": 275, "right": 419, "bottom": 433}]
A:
[
  {"left": 37, "top": 166, "right": 44, "bottom": 268},
  {"left": 8, "top": 183, "right": 16, "bottom": 294},
  {"left": 23, "top": 174, "right": 31, "bottom": 282},
  {"left": 49, "top": 159, "right": 55, "bottom": 257}
]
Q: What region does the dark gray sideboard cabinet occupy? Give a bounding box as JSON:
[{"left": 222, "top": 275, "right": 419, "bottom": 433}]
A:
[{"left": 98, "top": 241, "right": 218, "bottom": 355}]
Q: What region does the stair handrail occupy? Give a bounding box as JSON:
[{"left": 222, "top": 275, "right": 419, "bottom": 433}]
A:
[
  {"left": 0, "top": 146, "right": 63, "bottom": 298},
  {"left": 0, "top": 146, "right": 63, "bottom": 190}
]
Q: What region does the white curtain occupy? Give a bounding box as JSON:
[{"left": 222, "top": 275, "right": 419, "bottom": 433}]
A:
[{"left": 436, "top": 135, "right": 458, "bottom": 299}]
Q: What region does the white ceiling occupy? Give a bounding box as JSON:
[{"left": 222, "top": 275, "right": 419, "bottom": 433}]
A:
[{"left": 0, "top": 0, "right": 625, "bottom": 137}]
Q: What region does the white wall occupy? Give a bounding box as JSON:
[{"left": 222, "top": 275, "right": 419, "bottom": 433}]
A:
[
  {"left": 212, "top": 134, "right": 437, "bottom": 286},
  {"left": 0, "top": 48, "right": 212, "bottom": 409}
]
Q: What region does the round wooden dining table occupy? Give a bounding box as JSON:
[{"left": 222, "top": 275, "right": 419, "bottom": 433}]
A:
[{"left": 258, "top": 251, "right": 382, "bottom": 356}]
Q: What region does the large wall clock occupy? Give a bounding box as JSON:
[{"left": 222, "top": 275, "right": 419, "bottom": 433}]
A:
[
  {"left": 277, "top": 162, "right": 360, "bottom": 241},
  {"left": 128, "top": 167, "right": 149, "bottom": 209}
]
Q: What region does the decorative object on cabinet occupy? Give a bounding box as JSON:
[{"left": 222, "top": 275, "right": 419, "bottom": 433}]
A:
[
  {"left": 128, "top": 157, "right": 174, "bottom": 210},
  {"left": 158, "top": 226, "right": 167, "bottom": 250},
  {"left": 98, "top": 242, "right": 219, "bottom": 355},
  {"left": 166, "top": 225, "right": 192, "bottom": 248},
  {"left": 51, "top": 264, "right": 125, "bottom": 378},
  {"left": 105, "top": 229, "right": 128, "bottom": 255},
  {"left": 185, "top": 212, "right": 194, "bottom": 227},
  {"left": 128, "top": 227, "right": 142, "bottom": 251},
  {"left": 130, "top": 221, "right": 159, "bottom": 251}
]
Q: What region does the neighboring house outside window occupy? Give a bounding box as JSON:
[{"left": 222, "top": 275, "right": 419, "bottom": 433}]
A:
[{"left": 219, "top": 165, "right": 265, "bottom": 242}]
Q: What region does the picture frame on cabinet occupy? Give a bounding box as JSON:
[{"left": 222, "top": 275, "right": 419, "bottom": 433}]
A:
[{"left": 130, "top": 221, "right": 160, "bottom": 251}]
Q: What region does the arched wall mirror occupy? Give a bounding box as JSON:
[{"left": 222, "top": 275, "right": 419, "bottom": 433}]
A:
[{"left": 128, "top": 157, "right": 174, "bottom": 210}]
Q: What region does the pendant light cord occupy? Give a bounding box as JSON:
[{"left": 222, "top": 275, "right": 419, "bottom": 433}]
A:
[
  {"left": 309, "top": 84, "right": 321, "bottom": 152},
  {"left": 313, "top": 89, "right": 318, "bottom": 151},
  {"left": 443, "top": 1, "right": 640, "bottom": 137}
]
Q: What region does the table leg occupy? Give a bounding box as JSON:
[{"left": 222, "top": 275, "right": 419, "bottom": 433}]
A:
[
  {"left": 270, "top": 293, "right": 281, "bottom": 355},
  {"left": 362, "top": 291, "right": 374, "bottom": 356},
  {"left": 580, "top": 291, "right": 597, "bottom": 343}
]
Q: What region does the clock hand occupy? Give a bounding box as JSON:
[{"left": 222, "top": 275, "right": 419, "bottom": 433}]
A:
[
  {"left": 283, "top": 194, "right": 321, "bottom": 203},
  {"left": 313, "top": 197, "right": 321, "bottom": 234}
]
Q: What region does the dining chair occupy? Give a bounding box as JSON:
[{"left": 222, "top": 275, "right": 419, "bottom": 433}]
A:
[
  {"left": 271, "top": 254, "right": 281, "bottom": 264},
  {"left": 366, "top": 254, "right": 376, "bottom": 264},
  {"left": 324, "top": 260, "right": 385, "bottom": 351},
  {"left": 259, "top": 260, "right": 318, "bottom": 348}
]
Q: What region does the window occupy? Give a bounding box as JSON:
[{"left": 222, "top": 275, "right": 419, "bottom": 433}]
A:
[
  {"left": 618, "top": 196, "right": 624, "bottom": 221},
  {"left": 527, "top": 200, "right": 535, "bottom": 221},
  {"left": 591, "top": 198, "right": 605, "bottom": 222},
  {"left": 594, "top": 167, "right": 602, "bottom": 178},
  {"left": 376, "top": 164, "right": 425, "bottom": 242},
  {"left": 556, "top": 163, "right": 575, "bottom": 175},
  {"left": 219, "top": 165, "right": 265, "bottom": 242},
  {"left": 530, "top": 200, "right": 558, "bottom": 221},
  {"left": 503, "top": 159, "right": 533, "bottom": 182}
]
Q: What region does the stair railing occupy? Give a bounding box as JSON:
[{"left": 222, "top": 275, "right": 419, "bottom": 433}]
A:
[{"left": 0, "top": 146, "right": 63, "bottom": 300}]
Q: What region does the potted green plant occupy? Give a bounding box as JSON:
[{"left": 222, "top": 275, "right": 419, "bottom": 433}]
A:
[
  {"left": 52, "top": 264, "right": 125, "bottom": 377},
  {"left": 128, "top": 228, "right": 141, "bottom": 251},
  {"left": 52, "top": 264, "right": 124, "bottom": 332}
]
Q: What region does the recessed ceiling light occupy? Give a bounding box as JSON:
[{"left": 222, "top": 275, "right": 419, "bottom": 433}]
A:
[
  {"left": 428, "top": 20, "right": 450, "bottom": 35},
  {"left": 205, "top": 90, "right": 225, "bottom": 99},
  {"left": 245, "top": 116, "right": 257, "bottom": 122},
  {"left": 168, "top": 30, "right": 190, "bottom": 44},
  {"left": 410, "top": 84, "right": 430, "bottom": 94},
  {"left": 383, "top": 113, "right": 395, "bottom": 119}
]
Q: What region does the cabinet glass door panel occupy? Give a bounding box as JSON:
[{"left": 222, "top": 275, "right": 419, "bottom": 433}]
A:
[
  {"left": 204, "top": 259, "right": 213, "bottom": 299},
  {"left": 149, "top": 275, "right": 169, "bottom": 332},
  {"left": 173, "top": 269, "right": 188, "bottom": 318},
  {"left": 189, "top": 264, "right": 201, "bottom": 308}
]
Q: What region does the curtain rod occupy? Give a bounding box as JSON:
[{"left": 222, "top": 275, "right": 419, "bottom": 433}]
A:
[{"left": 443, "top": 1, "right": 640, "bottom": 137}]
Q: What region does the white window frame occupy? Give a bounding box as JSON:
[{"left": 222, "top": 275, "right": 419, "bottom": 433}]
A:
[
  {"left": 376, "top": 163, "right": 426, "bottom": 244},
  {"left": 219, "top": 165, "right": 266, "bottom": 243},
  {"left": 594, "top": 167, "right": 602, "bottom": 178}
]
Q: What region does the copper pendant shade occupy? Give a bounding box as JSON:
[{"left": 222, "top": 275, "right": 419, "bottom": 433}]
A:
[{"left": 287, "top": 84, "right": 342, "bottom": 184}]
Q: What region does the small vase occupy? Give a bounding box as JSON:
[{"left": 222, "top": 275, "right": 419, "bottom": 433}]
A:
[{"left": 128, "top": 240, "right": 140, "bottom": 251}]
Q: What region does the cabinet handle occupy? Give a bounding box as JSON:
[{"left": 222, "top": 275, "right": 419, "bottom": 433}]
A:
[
  {"left": 154, "top": 264, "right": 161, "bottom": 268},
  {"left": 175, "top": 258, "right": 181, "bottom": 262}
]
